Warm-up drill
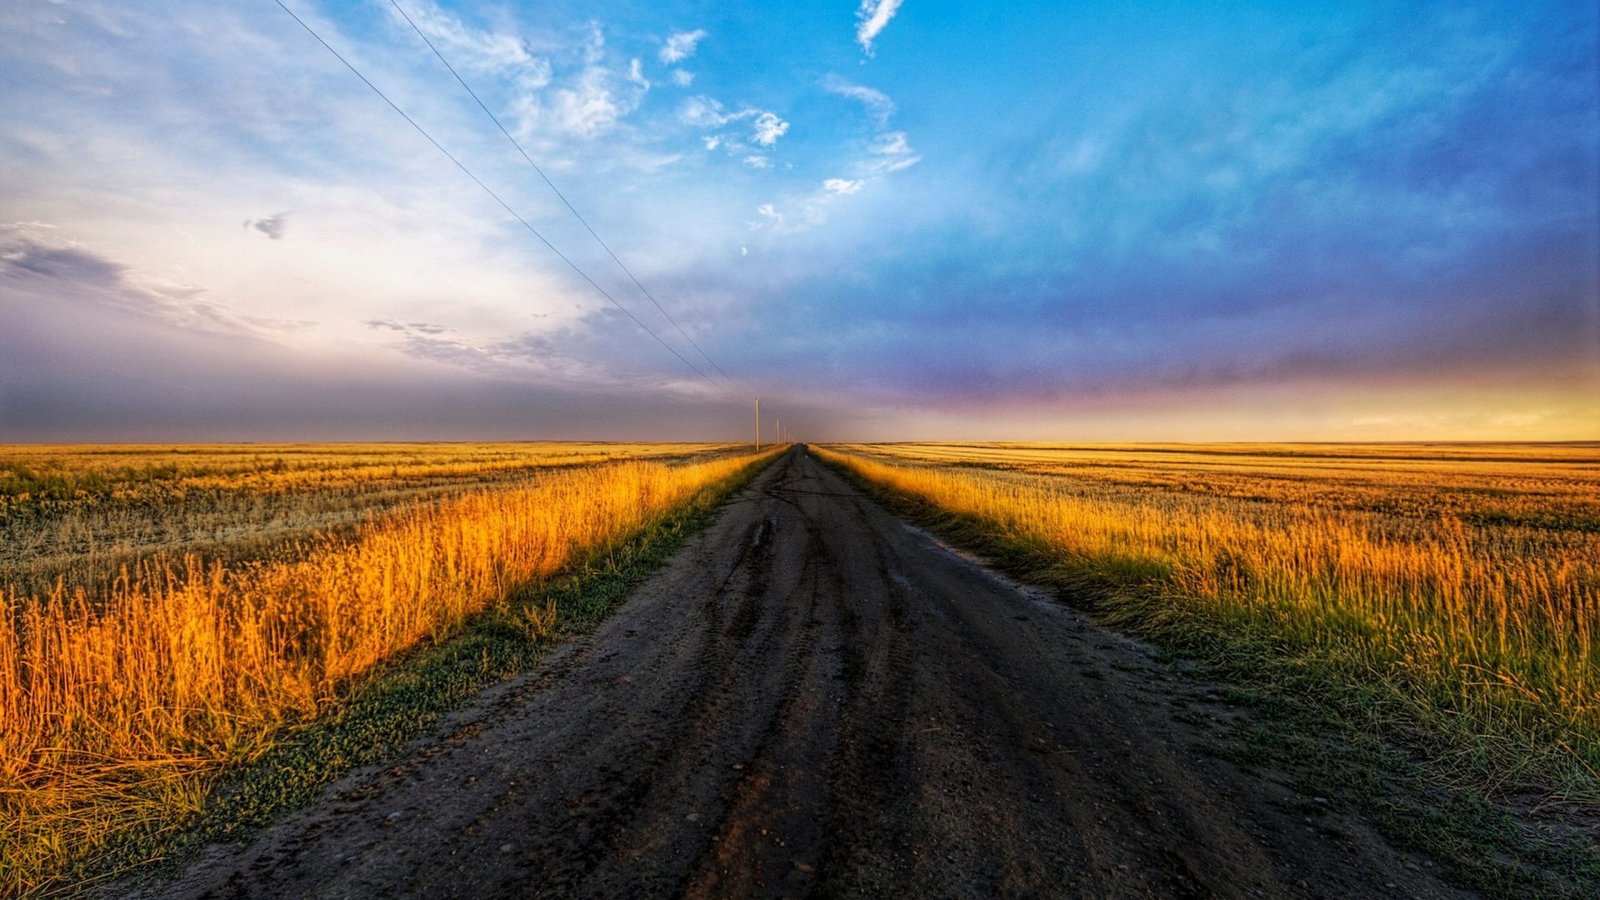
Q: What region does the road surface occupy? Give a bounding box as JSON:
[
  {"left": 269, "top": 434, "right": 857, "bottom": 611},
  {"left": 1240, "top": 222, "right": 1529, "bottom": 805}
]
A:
[{"left": 134, "top": 447, "right": 1467, "bottom": 899}]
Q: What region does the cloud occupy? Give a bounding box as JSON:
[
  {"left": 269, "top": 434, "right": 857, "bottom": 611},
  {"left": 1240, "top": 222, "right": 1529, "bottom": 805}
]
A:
[
  {"left": 483, "top": 21, "right": 654, "bottom": 144},
  {"left": 855, "top": 0, "right": 904, "bottom": 56},
  {"left": 680, "top": 95, "right": 738, "bottom": 128},
  {"left": 869, "top": 130, "right": 921, "bottom": 172},
  {"left": 682, "top": 96, "right": 778, "bottom": 132},
  {"left": 822, "top": 75, "right": 895, "bottom": 126},
  {"left": 364, "top": 319, "right": 447, "bottom": 335},
  {"left": 387, "top": 0, "right": 542, "bottom": 74},
  {"left": 683, "top": 97, "right": 790, "bottom": 160},
  {"left": 244, "top": 212, "right": 288, "bottom": 240},
  {"left": 751, "top": 111, "right": 789, "bottom": 146},
  {"left": 744, "top": 79, "right": 915, "bottom": 235},
  {"left": 744, "top": 154, "right": 770, "bottom": 169},
  {"left": 659, "top": 29, "right": 707, "bottom": 64},
  {"left": 669, "top": 69, "right": 694, "bottom": 87},
  {"left": 626, "top": 57, "right": 650, "bottom": 89},
  {"left": 1, "top": 228, "right": 124, "bottom": 284},
  {"left": 1, "top": 223, "right": 314, "bottom": 338}
]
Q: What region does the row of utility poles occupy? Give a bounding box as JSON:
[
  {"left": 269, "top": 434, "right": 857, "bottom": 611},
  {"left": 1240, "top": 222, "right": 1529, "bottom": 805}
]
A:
[{"left": 753, "top": 398, "right": 794, "bottom": 450}]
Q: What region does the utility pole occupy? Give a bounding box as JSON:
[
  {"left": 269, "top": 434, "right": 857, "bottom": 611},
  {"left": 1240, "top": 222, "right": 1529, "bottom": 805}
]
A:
[
  {"left": 754, "top": 397, "right": 761, "bottom": 451},
  {"left": 776, "top": 418, "right": 781, "bottom": 446}
]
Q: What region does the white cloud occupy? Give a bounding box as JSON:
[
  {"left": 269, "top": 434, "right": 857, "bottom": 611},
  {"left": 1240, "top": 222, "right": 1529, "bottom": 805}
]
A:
[
  {"left": 751, "top": 112, "right": 790, "bottom": 147},
  {"left": 669, "top": 69, "right": 695, "bottom": 87},
  {"left": 823, "top": 178, "right": 863, "bottom": 195},
  {"left": 659, "top": 29, "right": 708, "bottom": 63},
  {"left": 855, "top": 0, "right": 904, "bottom": 56},
  {"left": 550, "top": 70, "right": 624, "bottom": 136},
  {"left": 684, "top": 98, "right": 791, "bottom": 161},
  {"left": 509, "top": 24, "right": 650, "bottom": 140},
  {"left": 627, "top": 58, "right": 650, "bottom": 89},
  {"left": 680, "top": 95, "right": 740, "bottom": 128},
  {"left": 822, "top": 75, "right": 895, "bottom": 126},
  {"left": 388, "top": 0, "right": 542, "bottom": 74},
  {"left": 870, "top": 130, "right": 921, "bottom": 172}
]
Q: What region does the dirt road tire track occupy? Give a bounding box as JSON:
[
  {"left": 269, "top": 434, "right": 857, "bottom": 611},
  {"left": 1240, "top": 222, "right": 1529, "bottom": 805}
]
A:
[{"left": 127, "top": 447, "right": 1469, "bottom": 899}]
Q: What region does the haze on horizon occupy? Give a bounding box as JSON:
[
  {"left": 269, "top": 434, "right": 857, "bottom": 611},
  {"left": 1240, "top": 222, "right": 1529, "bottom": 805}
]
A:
[{"left": 1, "top": 0, "right": 1596, "bottom": 443}]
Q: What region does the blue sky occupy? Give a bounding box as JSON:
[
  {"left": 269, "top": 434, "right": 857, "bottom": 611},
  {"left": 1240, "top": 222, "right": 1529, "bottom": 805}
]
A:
[{"left": 1, "top": 0, "right": 1596, "bottom": 440}]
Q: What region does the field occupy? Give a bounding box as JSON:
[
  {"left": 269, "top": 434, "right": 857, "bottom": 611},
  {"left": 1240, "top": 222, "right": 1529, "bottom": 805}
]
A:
[
  {"left": 815, "top": 443, "right": 1600, "bottom": 794},
  {"left": 0, "top": 442, "right": 775, "bottom": 894},
  {"left": 0, "top": 443, "right": 724, "bottom": 598}
]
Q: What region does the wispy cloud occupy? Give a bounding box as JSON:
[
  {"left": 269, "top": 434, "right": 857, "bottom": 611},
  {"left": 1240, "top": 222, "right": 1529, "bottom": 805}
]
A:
[
  {"left": 669, "top": 68, "right": 694, "bottom": 87},
  {"left": 868, "top": 130, "right": 920, "bottom": 173},
  {"left": 750, "top": 76, "right": 918, "bottom": 234},
  {"left": 683, "top": 96, "right": 791, "bottom": 162},
  {"left": 365, "top": 319, "right": 448, "bottom": 335},
  {"left": 513, "top": 23, "right": 649, "bottom": 139},
  {"left": 387, "top": 0, "right": 540, "bottom": 73},
  {"left": 659, "top": 29, "right": 707, "bottom": 63},
  {"left": 626, "top": 57, "right": 649, "bottom": 89},
  {"left": 824, "top": 77, "right": 919, "bottom": 175},
  {"left": 855, "top": 0, "right": 904, "bottom": 56},
  {"left": 822, "top": 75, "right": 895, "bottom": 126}
]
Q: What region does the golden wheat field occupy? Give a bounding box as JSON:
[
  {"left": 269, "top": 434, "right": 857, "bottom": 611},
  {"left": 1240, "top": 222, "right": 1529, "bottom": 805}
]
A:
[
  {"left": 0, "top": 442, "right": 774, "bottom": 893},
  {"left": 816, "top": 442, "right": 1600, "bottom": 783}
]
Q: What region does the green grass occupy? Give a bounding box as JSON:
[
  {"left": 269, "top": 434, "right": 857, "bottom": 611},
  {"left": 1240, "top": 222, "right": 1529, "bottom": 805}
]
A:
[
  {"left": 819, "top": 454, "right": 1600, "bottom": 900},
  {"left": 43, "top": 452, "right": 775, "bottom": 899}
]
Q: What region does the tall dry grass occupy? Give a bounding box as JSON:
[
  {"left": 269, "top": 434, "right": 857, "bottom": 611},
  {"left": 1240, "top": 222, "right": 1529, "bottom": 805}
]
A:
[
  {"left": 0, "top": 442, "right": 741, "bottom": 600},
  {"left": 816, "top": 443, "right": 1600, "bottom": 783},
  {"left": 0, "top": 448, "right": 771, "bottom": 891}
]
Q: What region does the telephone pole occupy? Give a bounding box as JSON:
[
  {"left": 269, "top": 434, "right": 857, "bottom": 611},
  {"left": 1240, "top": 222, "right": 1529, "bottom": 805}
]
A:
[{"left": 754, "top": 397, "right": 761, "bottom": 451}]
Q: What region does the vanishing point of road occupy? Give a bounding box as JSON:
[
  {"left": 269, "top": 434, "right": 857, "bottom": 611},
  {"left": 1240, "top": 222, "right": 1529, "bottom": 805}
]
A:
[{"left": 133, "top": 447, "right": 1467, "bottom": 899}]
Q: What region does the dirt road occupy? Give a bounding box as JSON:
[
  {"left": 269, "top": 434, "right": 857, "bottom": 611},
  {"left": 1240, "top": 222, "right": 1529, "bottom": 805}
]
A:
[{"left": 134, "top": 447, "right": 1468, "bottom": 899}]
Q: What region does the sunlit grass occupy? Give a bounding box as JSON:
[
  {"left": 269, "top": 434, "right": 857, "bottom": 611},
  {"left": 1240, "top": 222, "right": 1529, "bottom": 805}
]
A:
[
  {"left": 816, "top": 442, "right": 1600, "bottom": 790},
  {"left": 0, "top": 442, "right": 740, "bottom": 598},
  {"left": 0, "top": 443, "right": 776, "bottom": 896}
]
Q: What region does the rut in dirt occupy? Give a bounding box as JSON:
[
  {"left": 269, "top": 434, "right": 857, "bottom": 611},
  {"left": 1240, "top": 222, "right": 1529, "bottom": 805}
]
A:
[{"left": 130, "top": 447, "right": 1469, "bottom": 900}]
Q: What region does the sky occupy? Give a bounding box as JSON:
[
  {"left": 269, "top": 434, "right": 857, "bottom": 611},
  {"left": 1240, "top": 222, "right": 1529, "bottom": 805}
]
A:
[{"left": 1, "top": 0, "right": 1596, "bottom": 442}]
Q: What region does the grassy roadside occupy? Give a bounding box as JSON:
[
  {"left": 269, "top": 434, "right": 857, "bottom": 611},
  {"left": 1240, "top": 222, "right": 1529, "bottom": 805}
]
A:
[
  {"left": 813, "top": 448, "right": 1600, "bottom": 899},
  {"left": 42, "top": 450, "right": 780, "bottom": 899}
]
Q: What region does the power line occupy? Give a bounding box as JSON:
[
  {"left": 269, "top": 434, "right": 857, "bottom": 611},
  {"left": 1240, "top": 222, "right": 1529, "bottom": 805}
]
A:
[
  {"left": 386, "top": 0, "right": 747, "bottom": 395},
  {"left": 270, "top": 0, "right": 724, "bottom": 391}
]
